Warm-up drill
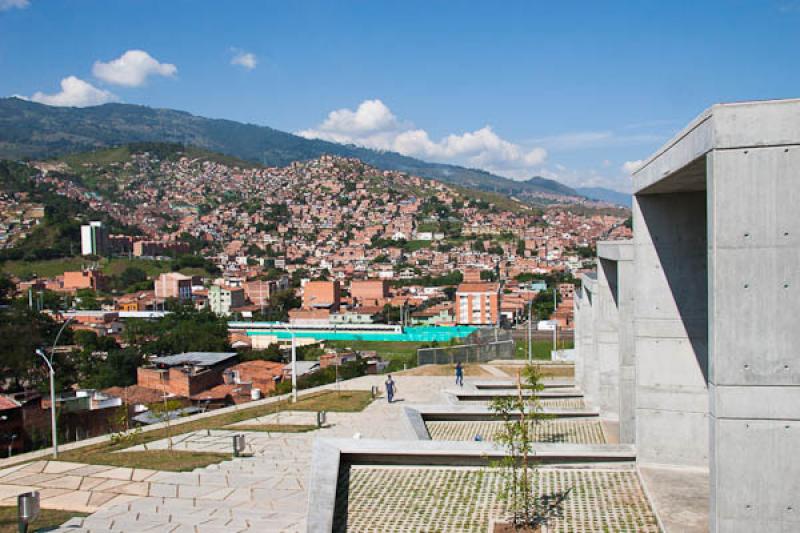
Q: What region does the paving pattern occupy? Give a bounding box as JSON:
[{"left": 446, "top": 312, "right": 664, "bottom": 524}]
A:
[
  {"left": 334, "top": 466, "right": 659, "bottom": 533},
  {"left": 539, "top": 397, "right": 586, "bottom": 409},
  {"left": 0, "top": 461, "right": 151, "bottom": 512},
  {"left": 426, "top": 418, "right": 606, "bottom": 444},
  {"left": 41, "top": 375, "right": 453, "bottom": 532},
  {"left": 0, "top": 372, "right": 661, "bottom": 533}
]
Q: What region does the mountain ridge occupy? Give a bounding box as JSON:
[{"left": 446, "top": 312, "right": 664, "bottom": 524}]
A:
[{"left": 0, "top": 97, "right": 591, "bottom": 204}]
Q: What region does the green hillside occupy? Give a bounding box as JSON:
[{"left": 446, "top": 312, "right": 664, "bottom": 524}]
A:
[{"left": 0, "top": 97, "right": 581, "bottom": 202}]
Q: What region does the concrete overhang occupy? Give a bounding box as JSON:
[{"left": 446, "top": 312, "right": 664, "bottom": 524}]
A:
[
  {"left": 581, "top": 272, "right": 598, "bottom": 292},
  {"left": 597, "top": 240, "right": 634, "bottom": 262},
  {"left": 633, "top": 98, "right": 800, "bottom": 195}
]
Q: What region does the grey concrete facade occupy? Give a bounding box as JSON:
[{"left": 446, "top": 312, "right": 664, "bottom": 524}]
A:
[
  {"left": 633, "top": 189, "right": 709, "bottom": 469},
  {"left": 573, "top": 98, "right": 800, "bottom": 531},
  {"left": 597, "top": 240, "right": 636, "bottom": 444},
  {"left": 633, "top": 99, "right": 800, "bottom": 532},
  {"left": 576, "top": 273, "right": 598, "bottom": 408}
]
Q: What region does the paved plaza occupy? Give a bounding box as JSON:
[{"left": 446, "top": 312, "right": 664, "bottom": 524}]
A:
[{"left": 0, "top": 366, "right": 672, "bottom": 532}]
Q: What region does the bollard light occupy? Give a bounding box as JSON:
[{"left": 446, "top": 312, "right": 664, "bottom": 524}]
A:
[
  {"left": 316, "top": 410, "right": 327, "bottom": 428},
  {"left": 232, "top": 434, "right": 246, "bottom": 457},
  {"left": 17, "top": 491, "right": 40, "bottom": 533}
]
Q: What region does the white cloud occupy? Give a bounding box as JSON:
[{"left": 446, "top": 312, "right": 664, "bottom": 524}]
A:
[
  {"left": 231, "top": 50, "right": 257, "bottom": 70},
  {"left": 530, "top": 130, "right": 664, "bottom": 151},
  {"left": 25, "top": 76, "right": 117, "bottom": 107},
  {"left": 0, "top": 0, "right": 29, "bottom": 11},
  {"left": 92, "top": 50, "right": 176, "bottom": 87},
  {"left": 298, "top": 99, "right": 547, "bottom": 179},
  {"left": 622, "top": 160, "right": 644, "bottom": 174},
  {"left": 538, "top": 166, "right": 633, "bottom": 193}
]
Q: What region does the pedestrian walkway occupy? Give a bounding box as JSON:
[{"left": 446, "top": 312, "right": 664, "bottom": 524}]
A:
[
  {"left": 0, "top": 371, "right": 639, "bottom": 533},
  {"left": 44, "top": 375, "right": 453, "bottom": 532}
]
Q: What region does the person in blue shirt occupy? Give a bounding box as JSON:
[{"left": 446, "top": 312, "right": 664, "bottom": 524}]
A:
[
  {"left": 385, "top": 375, "right": 397, "bottom": 403},
  {"left": 455, "top": 361, "right": 464, "bottom": 387}
]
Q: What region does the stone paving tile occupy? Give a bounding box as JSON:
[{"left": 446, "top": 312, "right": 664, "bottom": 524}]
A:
[
  {"left": 0, "top": 483, "right": 37, "bottom": 500},
  {"left": 28, "top": 375, "right": 644, "bottom": 532},
  {"left": 426, "top": 418, "right": 607, "bottom": 444},
  {"left": 39, "top": 489, "right": 92, "bottom": 512},
  {"left": 18, "top": 461, "right": 47, "bottom": 473},
  {"left": 42, "top": 460, "right": 86, "bottom": 474},
  {"left": 131, "top": 468, "right": 159, "bottom": 482},
  {"left": 147, "top": 482, "right": 178, "bottom": 498},
  {"left": 39, "top": 474, "right": 84, "bottom": 490},
  {"left": 91, "top": 467, "right": 135, "bottom": 480}
]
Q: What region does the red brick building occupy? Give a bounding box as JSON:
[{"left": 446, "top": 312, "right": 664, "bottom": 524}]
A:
[
  {"left": 350, "top": 279, "right": 388, "bottom": 305},
  {"left": 136, "top": 352, "right": 238, "bottom": 398},
  {"left": 302, "top": 280, "right": 341, "bottom": 310}
]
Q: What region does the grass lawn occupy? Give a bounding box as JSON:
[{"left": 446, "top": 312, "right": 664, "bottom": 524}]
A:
[
  {"left": 1, "top": 256, "right": 207, "bottom": 280},
  {"left": 284, "top": 390, "right": 373, "bottom": 412},
  {"left": 224, "top": 424, "right": 317, "bottom": 433},
  {"left": 514, "top": 339, "right": 574, "bottom": 360},
  {"left": 58, "top": 390, "right": 372, "bottom": 470},
  {"left": 75, "top": 450, "right": 230, "bottom": 472},
  {"left": 0, "top": 506, "right": 88, "bottom": 533},
  {"left": 326, "top": 340, "right": 425, "bottom": 360},
  {"left": 403, "top": 240, "right": 432, "bottom": 252}
]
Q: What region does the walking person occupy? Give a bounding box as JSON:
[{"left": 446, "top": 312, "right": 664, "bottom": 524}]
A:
[
  {"left": 455, "top": 361, "right": 464, "bottom": 387},
  {"left": 385, "top": 374, "right": 397, "bottom": 403}
]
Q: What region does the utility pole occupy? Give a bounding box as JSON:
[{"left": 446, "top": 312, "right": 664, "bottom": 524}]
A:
[
  {"left": 552, "top": 287, "right": 558, "bottom": 352},
  {"left": 527, "top": 298, "right": 532, "bottom": 362}
]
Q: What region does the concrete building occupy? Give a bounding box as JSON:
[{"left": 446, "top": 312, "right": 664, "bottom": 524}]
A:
[
  {"left": 80, "top": 221, "right": 108, "bottom": 256},
  {"left": 154, "top": 272, "right": 193, "bottom": 301},
  {"left": 302, "top": 280, "right": 341, "bottom": 310},
  {"left": 574, "top": 99, "right": 800, "bottom": 532},
  {"left": 350, "top": 279, "right": 388, "bottom": 303},
  {"left": 133, "top": 240, "right": 190, "bottom": 257},
  {"left": 208, "top": 284, "right": 246, "bottom": 316},
  {"left": 63, "top": 270, "right": 108, "bottom": 292},
  {"left": 455, "top": 281, "right": 500, "bottom": 325}
]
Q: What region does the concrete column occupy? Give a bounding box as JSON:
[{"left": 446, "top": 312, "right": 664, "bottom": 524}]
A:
[
  {"left": 598, "top": 240, "right": 636, "bottom": 444},
  {"left": 573, "top": 294, "right": 583, "bottom": 386},
  {"left": 594, "top": 258, "right": 620, "bottom": 420},
  {"left": 707, "top": 146, "right": 800, "bottom": 531},
  {"left": 633, "top": 191, "right": 709, "bottom": 468},
  {"left": 580, "top": 275, "right": 599, "bottom": 407}
]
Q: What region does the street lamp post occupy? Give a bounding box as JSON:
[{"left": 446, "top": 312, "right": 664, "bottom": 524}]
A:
[
  {"left": 35, "top": 349, "right": 57, "bottom": 458},
  {"left": 552, "top": 288, "right": 558, "bottom": 352},
  {"left": 278, "top": 323, "right": 298, "bottom": 403},
  {"left": 35, "top": 316, "right": 73, "bottom": 459},
  {"left": 527, "top": 298, "right": 533, "bottom": 362}
]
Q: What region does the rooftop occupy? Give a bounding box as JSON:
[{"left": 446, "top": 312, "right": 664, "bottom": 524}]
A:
[{"left": 150, "top": 352, "right": 237, "bottom": 368}]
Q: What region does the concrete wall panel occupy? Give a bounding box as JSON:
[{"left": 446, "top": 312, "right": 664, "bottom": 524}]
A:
[
  {"left": 709, "top": 144, "right": 800, "bottom": 531},
  {"left": 634, "top": 190, "right": 709, "bottom": 468}
]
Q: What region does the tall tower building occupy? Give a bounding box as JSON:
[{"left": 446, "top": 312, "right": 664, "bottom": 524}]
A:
[{"left": 80, "top": 221, "right": 109, "bottom": 256}]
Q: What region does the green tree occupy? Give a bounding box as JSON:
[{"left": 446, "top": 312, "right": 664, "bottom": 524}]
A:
[
  {"left": 0, "top": 273, "right": 14, "bottom": 305},
  {"left": 124, "top": 305, "right": 230, "bottom": 355},
  {"left": 116, "top": 266, "right": 148, "bottom": 291},
  {"left": 0, "top": 309, "right": 63, "bottom": 391},
  {"left": 489, "top": 365, "right": 570, "bottom": 528}
]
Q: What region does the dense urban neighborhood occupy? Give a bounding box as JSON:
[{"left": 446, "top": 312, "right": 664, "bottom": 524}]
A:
[
  {"left": 0, "top": 143, "right": 630, "bottom": 458},
  {"left": 1, "top": 2, "right": 793, "bottom": 530}
]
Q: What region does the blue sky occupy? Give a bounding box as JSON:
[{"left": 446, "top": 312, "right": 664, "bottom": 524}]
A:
[{"left": 1, "top": 0, "right": 799, "bottom": 192}]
